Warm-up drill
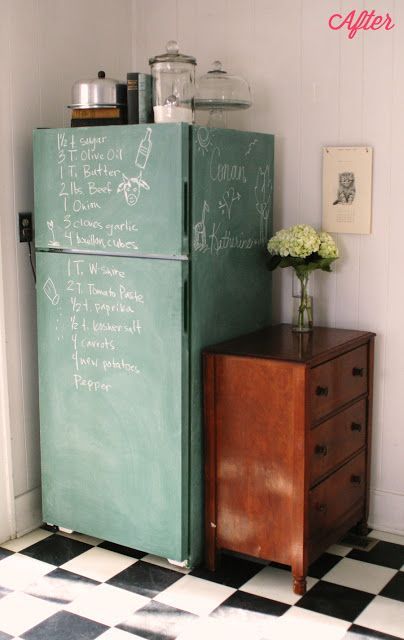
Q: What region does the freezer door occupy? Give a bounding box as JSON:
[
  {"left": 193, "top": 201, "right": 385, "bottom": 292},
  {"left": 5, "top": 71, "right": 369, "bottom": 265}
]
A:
[
  {"left": 34, "top": 124, "right": 189, "bottom": 257},
  {"left": 36, "top": 252, "right": 189, "bottom": 561}
]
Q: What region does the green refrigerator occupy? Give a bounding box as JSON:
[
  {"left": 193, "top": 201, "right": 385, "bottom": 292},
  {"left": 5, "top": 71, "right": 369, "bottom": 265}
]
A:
[{"left": 34, "top": 123, "right": 274, "bottom": 566}]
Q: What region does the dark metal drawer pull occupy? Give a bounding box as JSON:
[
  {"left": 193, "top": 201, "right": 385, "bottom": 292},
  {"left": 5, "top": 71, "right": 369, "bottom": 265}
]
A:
[
  {"left": 351, "top": 475, "right": 362, "bottom": 485},
  {"left": 316, "top": 503, "right": 328, "bottom": 513},
  {"left": 351, "top": 422, "right": 362, "bottom": 432},
  {"left": 316, "top": 386, "right": 329, "bottom": 397},
  {"left": 352, "top": 367, "right": 364, "bottom": 377},
  {"left": 315, "top": 444, "right": 328, "bottom": 457}
]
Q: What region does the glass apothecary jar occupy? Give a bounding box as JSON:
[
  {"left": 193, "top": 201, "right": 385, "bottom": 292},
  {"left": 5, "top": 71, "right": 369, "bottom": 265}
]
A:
[{"left": 149, "top": 40, "right": 196, "bottom": 123}]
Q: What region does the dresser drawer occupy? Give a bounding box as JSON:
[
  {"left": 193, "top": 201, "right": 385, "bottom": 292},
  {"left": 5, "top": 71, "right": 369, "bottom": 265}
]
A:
[
  {"left": 309, "top": 399, "right": 366, "bottom": 486},
  {"left": 309, "top": 452, "right": 365, "bottom": 540},
  {"left": 310, "top": 345, "right": 368, "bottom": 421}
]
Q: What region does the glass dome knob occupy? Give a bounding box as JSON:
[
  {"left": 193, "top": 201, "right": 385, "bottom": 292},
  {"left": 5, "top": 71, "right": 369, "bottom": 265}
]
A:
[
  {"left": 164, "top": 94, "right": 179, "bottom": 106},
  {"left": 166, "top": 40, "right": 179, "bottom": 54},
  {"left": 210, "top": 60, "right": 225, "bottom": 73}
]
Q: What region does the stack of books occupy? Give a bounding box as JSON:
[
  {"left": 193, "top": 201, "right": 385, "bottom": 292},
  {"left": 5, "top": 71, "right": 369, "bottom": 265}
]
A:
[
  {"left": 127, "top": 73, "right": 153, "bottom": 124},
  {"left": 70, "top": 107, "right": 127, "bottom": 127}
]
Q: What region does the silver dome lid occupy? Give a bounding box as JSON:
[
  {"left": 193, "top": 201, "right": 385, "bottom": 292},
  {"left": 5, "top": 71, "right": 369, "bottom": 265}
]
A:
[{"left": 69, "top": 70, "right": 126, "bottom": 109}]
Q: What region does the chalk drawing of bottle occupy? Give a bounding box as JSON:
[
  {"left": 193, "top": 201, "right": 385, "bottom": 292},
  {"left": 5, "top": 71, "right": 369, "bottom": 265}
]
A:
[
  {"left": 43, "top": 277, "right": 60, "bottom": 305},
  {"left": 47, "top": 220, "right": 60, "bottom": 247},
  {"left": 135, "top": 127, "right": 152, "bottom": 170}
]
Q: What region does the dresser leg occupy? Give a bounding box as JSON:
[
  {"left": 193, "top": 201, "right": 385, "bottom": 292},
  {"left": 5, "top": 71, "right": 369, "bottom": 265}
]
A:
[
  {"left": 205, "top": 543, "right": 220, "bottom": 572},
  {"left": 353, "top": 519, "right": 370, "bottom": 536},
  {"left": 293, "top": 575, "right": 307, "bottom": 595}
]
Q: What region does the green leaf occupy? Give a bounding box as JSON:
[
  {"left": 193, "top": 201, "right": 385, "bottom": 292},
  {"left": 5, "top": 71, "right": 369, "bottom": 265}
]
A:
[
  {"left": 267, "top": 255, "right": 282, "bottom": 271},
  {"left": 267, "top": 251, "right": 338, "bottom": 275}
]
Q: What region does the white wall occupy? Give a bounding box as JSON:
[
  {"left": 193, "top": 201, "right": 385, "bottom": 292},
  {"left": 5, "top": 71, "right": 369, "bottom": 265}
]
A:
[
  {"left": 132, "top": 0, "right": 404, "bottom": 534},
  {"left": 0, "top": 0, "right": 133, "bottom": 538}
]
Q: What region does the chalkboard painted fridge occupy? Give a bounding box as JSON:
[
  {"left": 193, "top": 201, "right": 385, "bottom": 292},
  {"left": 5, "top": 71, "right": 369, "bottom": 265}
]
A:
[{"left": 33, "top": 123, "right": 274, "bottom": 566}]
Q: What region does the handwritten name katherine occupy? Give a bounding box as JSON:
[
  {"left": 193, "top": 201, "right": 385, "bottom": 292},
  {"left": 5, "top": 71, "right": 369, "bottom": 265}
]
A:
[{"left": 329, "top": 9, "right": 395, "bottom": 40}]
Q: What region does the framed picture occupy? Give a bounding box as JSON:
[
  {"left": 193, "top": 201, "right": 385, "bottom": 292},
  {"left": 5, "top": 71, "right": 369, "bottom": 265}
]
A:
[{"left": 322, "top": 146, "right": 373, "bottom": 234}]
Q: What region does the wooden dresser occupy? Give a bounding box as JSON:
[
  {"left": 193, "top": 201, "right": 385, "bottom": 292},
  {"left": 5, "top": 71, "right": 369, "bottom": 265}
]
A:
[{"left": 203, "top": 324, "right": 375, "bottom": 594}]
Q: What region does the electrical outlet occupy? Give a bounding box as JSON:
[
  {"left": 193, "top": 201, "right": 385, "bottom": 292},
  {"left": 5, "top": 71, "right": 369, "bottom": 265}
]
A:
[{"left": 19, "top": 212, "right": 33, "bottom": 243}]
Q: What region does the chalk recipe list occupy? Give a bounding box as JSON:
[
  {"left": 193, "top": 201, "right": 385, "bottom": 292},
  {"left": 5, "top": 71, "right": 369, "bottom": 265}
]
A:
[
  {"left": 49, "top": 127, "right": 154, "bottom": 252},
  {"left": 41, "top": 253, "right": 147, "bottom": 394}
]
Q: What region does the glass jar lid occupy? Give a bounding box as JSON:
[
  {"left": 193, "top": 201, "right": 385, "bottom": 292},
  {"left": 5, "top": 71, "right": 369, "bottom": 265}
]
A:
[
  {"left": 195, "top": 61, "right": 252, "bottom": 110},
  {"left": 149, "top": 40, "right": 196, "bottom": 66}
]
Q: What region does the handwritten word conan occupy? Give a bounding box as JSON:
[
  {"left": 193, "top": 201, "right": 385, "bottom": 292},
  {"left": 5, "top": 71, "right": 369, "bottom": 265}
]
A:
[{"left": 329, "top": 10, "right": 395, "bottom": 40}]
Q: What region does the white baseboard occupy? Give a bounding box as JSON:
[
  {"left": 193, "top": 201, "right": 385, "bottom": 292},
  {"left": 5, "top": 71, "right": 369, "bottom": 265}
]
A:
[
  {"left": 14, "top": 487, "right": 42, "bottom": 537},
  {"left": 368, "top": 488, "right": 404, "bottom": 537},
  {"left": 7, "top": 486, "right": 404, "bottom": 543}
]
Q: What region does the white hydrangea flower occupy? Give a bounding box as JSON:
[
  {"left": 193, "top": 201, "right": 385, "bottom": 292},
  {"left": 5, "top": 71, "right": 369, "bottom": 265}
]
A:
[
  {"left": 268, "top": 224, "right": 339, "bottom": 265},
  {"left": 268, "top": 224, "right": 320, "bottom": 259},
  {"left": 268, "top": 228, "right": 291, "bottom": 256},
  {"left": 287, "top": 225, "right": 320, "bottom": 258},
  {"left": 318, "top": 231, "right": 339, "bottom": 259}
]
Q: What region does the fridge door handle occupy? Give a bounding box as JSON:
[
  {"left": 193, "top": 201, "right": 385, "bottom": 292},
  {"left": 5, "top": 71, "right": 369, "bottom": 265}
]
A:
[
  {"left": 183, "top": 279, "right": 188, "bottom": 334},
  {"left": 183, "top": 181, "right": 189, "bottom": 239}
]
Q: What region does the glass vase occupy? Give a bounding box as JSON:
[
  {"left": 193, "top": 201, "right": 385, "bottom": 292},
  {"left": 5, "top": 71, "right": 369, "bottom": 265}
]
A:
[{"left": 292, "top": 274, "right": 313, "bottom": 332}]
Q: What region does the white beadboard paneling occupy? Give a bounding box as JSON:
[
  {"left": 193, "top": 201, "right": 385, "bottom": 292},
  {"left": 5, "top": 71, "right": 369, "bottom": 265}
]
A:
[
  {"left": 176, "top": 0, "right": 198, "bottom": 67},
  {"left": 359, "top": 1, "right": 394, "bottom": 323},
  {"left": 0, "top": 1, "right": 17, "bottom": 544},
  {"left": 338, "top": 0, "right": 366, "bottom": 142},
  {"left": 194, "top": 0, "right": 229, "bottom": 64},
  {"left": 14, "top": 488, "right": 42, "bottom": 537},
  {"left": 334, "top": 0, "right": 365, "bottom": 331},
  {"left": 61, "top": 0, "right": 132, "bottom": 80},
  {"left": 249, "top": 0, "right": 302, "bottom": 321},
  {"left": 10, "top": 0, "right": 42, "bottom": 492},
  {"left": 214, "top": 0, "right": 254, "bottom": 132},
  {"left": 370, "top": 490, "right": 404, "bottom": 537},
  {"left": 299, "top": 0, "right": 341, "bottom": 326},
  {"left": 359, "top": 1, "right": 395, "bottom": 505},
  {"left": 136, "top": 0, "right": 178, "bottom": 71},
  {"left": 300, "top": 0, "right": 341, "bottom": 221},
  {"left": 379, "top": 0, "right": 404, "bottom": 495},
  {"left": 7, "top": 0, "right": 41, "bottom": 498},
  {"left": 250, "top": 0, "right": 301, "bottom": 215},
  {"left": 333, "top": 235, "right": 360, "bottom": 330},
  {"left": 37, "top": 0, "right": 132, "bottom": 128},
  {"left": 36, "top": 0, "right": 67, "bottom": 128}
]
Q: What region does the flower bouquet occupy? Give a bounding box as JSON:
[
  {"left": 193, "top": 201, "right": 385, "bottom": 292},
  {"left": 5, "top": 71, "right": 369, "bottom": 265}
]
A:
[{"left": 267, "top": 224, "right": 339, "bottom": 332}]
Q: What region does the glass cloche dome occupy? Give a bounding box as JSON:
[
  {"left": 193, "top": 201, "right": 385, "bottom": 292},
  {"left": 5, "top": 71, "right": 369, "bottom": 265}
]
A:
[{"left": 194, "top": 60, "right": 252, "bottom": 126}]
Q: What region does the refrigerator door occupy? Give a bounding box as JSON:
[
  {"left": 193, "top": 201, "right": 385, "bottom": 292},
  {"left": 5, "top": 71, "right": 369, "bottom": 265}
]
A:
[
  {"left": 36, "top": 251, "right": 189, "bottom": 561},
  {"left": 188, "top": 126, "right": 275, "bottom": 565},
  {"left": 34, "top": 124, "right": 189, "bottom": 257}
]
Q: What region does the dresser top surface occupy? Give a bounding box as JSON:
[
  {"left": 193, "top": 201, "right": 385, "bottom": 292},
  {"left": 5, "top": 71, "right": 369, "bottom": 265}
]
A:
[{"left": 204, "top": 324, "right": 375, "bottom": 364}]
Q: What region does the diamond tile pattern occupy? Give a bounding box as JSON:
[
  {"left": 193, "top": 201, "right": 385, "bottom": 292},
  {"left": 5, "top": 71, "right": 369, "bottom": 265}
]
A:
[{"left": 0, "top": 529, "right": 402, "bottom": 640}]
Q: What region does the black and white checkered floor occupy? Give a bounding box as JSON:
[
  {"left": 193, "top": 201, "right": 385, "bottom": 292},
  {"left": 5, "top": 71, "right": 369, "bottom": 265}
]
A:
[{"left": 0, "top": 528, "right": 403, "bottom": 640}]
